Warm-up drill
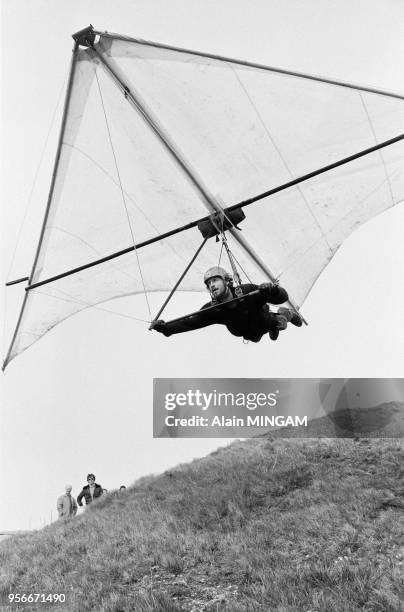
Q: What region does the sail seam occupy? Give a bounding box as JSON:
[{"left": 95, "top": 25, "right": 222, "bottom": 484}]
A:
[
  {"left": 32, "top": 287, "right": 152, "bottom": 323},
  {"left": 63, "top": 143, "right": 201, "bottom": 269},
  {"left": 46, "top": 225, "right": 145, "bottom": 284},
  {"left": 358, "top": 92, "right": 395, "bottom": 208},
  {"left": 230, "top": 65, "right": 334, "bottom": 255},
  {"left": 277, "top": 164, "right": 404, "bottom": 281}
]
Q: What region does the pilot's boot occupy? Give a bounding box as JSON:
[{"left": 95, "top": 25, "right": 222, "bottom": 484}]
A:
[{"left": 277, "top": 307, "right": 303, "bottom": 327}]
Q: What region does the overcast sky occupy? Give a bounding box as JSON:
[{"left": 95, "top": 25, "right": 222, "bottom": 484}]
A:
[{"left": 1, "top": 0, "right": 404, "bottom": 531}]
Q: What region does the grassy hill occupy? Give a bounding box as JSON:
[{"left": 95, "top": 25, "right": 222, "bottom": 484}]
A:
[{"left": 1, "top": 426, "right": 403, "bottom": 610}]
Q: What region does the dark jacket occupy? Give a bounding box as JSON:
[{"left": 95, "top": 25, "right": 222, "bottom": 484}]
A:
[
  {"left": 161, "top": 283, "right": 288, "bottom": 342},
  {"left": 77, "top": 483, "right": 103, "bottom": 506}
]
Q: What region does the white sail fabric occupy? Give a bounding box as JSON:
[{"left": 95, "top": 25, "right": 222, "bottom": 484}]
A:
[{"left": 4, "top": 33, "right": 404, "bottom": 366}]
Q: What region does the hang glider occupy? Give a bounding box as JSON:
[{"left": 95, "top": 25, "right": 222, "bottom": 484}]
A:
[{"left": 3, "top": 25, "right": 404, "bottom": 368}]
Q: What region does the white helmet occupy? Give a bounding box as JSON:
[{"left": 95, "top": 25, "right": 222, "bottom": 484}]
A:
[{"left": 204, "top": 266, "right": 232, "bottom": 286}]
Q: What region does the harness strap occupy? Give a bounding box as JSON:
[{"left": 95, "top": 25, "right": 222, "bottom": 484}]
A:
[{"left": 221, "top": 232, "right": 243, "bottom": 296}]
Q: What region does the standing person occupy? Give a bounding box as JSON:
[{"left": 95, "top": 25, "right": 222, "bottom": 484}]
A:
[
  {"left": 77, "top": 474, "right": 103, "bottom": 507},
  {"left": 57, "top": 484, "right": 78, "bottom": 519}
]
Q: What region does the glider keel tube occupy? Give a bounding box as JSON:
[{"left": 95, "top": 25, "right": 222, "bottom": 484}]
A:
[
  {"left": 92, "top": 45, "right": 224, "bottom": 217},
  {"left": 166, "top": 290, "right": 262, "bottom": 325}
]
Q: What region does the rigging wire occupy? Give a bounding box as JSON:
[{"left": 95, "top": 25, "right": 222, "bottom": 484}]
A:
[
  {"left": 62, "top": 143, "right": 206, "bottom": 275},
  {"left": 6, "top": 71, "right": 69, "bottom": 281},
  {"left": 217, "top": 238, "right": 224, "bottom": 267},
  {"left": 3, "top": 72, "right": 68, "bottom": 358},
  {"left": 95, "top": 71, "right": 152, "bottom": 318},
  {"left": 219, "top": 232, "right": 254, "bottom": 284},
  {"left": 220, "top": 231, "right": 242, "bottom": 289},
  {"left": 226, "top": 245, "right": 253, "bottom": 285},
  {"left": 216, "top": 211, "right": 244, "bottom": 290}
]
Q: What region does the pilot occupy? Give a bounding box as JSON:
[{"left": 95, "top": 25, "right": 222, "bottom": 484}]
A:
[{"left": 152, "top": 266, "right": 302, "bottom": 342}]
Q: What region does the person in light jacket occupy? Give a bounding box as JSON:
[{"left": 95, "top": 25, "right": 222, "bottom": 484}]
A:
[{"left": 57, "top": 484, "right": 78, "bottom": 519}]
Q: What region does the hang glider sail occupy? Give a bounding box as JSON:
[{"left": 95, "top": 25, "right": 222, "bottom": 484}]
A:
[{"left": 3, "top": 25, "right": 404, "bottom": 368}]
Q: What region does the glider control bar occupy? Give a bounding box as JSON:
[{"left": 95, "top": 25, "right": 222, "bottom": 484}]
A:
[
  {"left": 23, "top": 131, "right": 404, "bottom": 293},
  {"left": 164, "top": 290, "right": 262, "bottom": 326}
]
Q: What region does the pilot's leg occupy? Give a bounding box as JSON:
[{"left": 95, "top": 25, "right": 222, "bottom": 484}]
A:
[{"left": 260, "top": 306, "right": 288, "bottom": 341}]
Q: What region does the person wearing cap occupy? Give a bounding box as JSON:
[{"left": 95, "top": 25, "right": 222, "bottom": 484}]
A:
[
  {"left": 77, "top": 474, "right": 103, "bottom": 507},
  {"left": 152, "top": 266, "right": 302, "bottom": 342},
  {"left": 57, "top": 484, "right": 78, "bottom": 519}
]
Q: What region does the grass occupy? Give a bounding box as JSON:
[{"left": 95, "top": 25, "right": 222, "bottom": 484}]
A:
[{"left": 1, "top": 436, "right": 403, "bottom": 611}]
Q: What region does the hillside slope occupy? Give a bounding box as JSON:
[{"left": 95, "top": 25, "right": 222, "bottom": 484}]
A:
[{"left": 1, "top": 433, "right": 403, "bottom": 611}]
